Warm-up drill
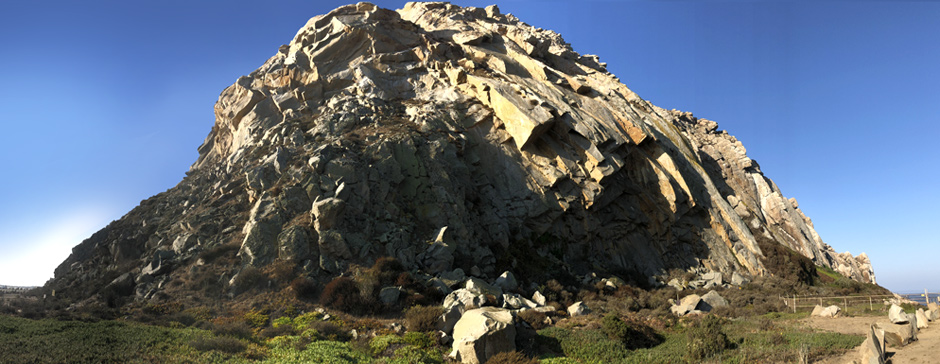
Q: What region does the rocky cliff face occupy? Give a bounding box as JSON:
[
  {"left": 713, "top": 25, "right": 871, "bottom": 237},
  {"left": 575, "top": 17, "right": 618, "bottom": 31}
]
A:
[{"left": 49, "top": 2, "right": 874, "bottom": 304}]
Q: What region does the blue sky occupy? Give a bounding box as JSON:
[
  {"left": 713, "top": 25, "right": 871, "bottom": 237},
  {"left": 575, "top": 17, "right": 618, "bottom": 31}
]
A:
[{"left": 0, "top": 1, "right": 936, "bottom": 292}]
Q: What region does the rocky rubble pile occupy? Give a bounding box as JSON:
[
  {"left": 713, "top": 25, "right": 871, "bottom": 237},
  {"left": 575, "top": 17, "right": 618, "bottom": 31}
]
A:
[{"left": 49, "top": 2, "right": 875, "bottom": 310}]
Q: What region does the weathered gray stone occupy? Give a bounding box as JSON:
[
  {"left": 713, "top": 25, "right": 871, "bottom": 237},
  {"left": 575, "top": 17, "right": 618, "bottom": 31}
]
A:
[
  {"left": 439, "top": 268, "right": 467, "bottom": 288},
  {"left": 502, "top": 293, "right": 537, "bottom": 309},
  {"left": 277, "top": 225, "right": 312, "bottom": 262},
  {"left": 916, "top": 308, "right": 929, "bottom": 329},
  {"left": 567, "top": 301, "right": 590, "bottom": 316},
  {"left": 811, "top": 305, "right": 841, "bottom": 318},
  {"left": 171, "top": 234, "right": 198, "bottom": 254},
  {"left": 854, "top": 325, "right": 885, "bottom": 364},
  {"left": 465, "top": 277, "right": 503, "bottom": 300},
  {"left": 379, "top": 286, "right": 402, "bottom": 305},
  {"left": 312, "top": 197, "right": 346, "bottom": 231},
  {"left": 531, "top": 291, "right": 546, "bottom": 306},
  {"left": 444, "top": 289, "right": 487, "bottom": 311},
  {"left": 876, "top": 322, "right": 916, "bottom": 348},
  {"left": 731, "top": 272, "right": 749, "bottom": 286},
  {"left": 671, "top": 294, "right": 701, "bottom": 316},
  {"left": 449, "top": 307, "right": 516, "bottom": 364},
  {"left": 493, "top": 271, "right": 518, "bottom": 292},
  {"left": 889, "top": 304, "right": 909, "bottom": 324},
  {"left": 699, "top": 290, "right": 728, "bottom": 312}
]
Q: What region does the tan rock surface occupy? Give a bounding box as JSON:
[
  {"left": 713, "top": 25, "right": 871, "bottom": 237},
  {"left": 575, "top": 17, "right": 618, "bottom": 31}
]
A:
[{"left": 46, "top": 1, "right": 876, "bottom": 306}]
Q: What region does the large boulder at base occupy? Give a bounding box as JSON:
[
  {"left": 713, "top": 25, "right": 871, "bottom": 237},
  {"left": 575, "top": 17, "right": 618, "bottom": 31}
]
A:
[
  {"left": 449, "top": 307, "right": 516, "bottom": 364},
  {"left": 853, "top": 325, "right": 885, "bottom": 364},
  {"left": 811, "top": 305, "right": 841, "bottom": 318},
  {"left": 442, "top": 289, "right": 488, "bottom": 334},
  {"left": 671, "top": 294, "right": 702, "bottom": 316},
  {"left": 699, "top": 290, "right": 729, "bottom": 311},
  {"left": 876, "top": 322, "right": 915, "bottom": 348},
  {"left": 916, "top": 309, "right": 929, "bottom": 329},
  {"left": 888, "top": 304, "right": 909, "bottom": 324}
]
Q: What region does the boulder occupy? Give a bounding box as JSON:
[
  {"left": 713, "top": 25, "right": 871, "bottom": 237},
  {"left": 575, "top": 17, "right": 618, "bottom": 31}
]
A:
[
  {"left": 171, "top": 234, "right": 198, "bottom": 254},
  {"left": 671, "top": 294, "right": 701, "bottom": 316},
  {"left": 667, "top": 278, "right": 687, "bottom": 290},
  {"left": 444, "top": 289, "right": 487, "bottom": 311},
  {"left": 916, "top": 309, "right": 929, "bottom": 329},
  {"left": 876, "top": 322, "right": 916, "bottom": 348},
  {"left": 853, "top": 325, "right": 885, "bottom": 364},
  {"left": 731, "top": 272, "right": 749, "bottom": 286},
  {"left": 493, "top": 271, "right": 518, "bottom": 292},
  {"left": 312, "top": 197, "right": 346, "bottom": 231},
  {"left": 277, "top": 225, "right": 312, "bottom": 262},
  {"left": 811, "top": 305, "right": 841, "bottom": 318},
  {"left": 449, "top": 307, "right": 516, "bottom": 364},
  {"left": 465, "top": 277, "right": 503, "bottom": 301},
  {"left": 604, "top": 276, "right": 626, "bottom": 289},
  {"left": 928, "top": 308, "right": 940, "bottom": 322},
  {"left": 428, "top": 277, "right": 453, "bottom": 296},
  {"left": 502, "top": 293, "right": 537, "bottom": 309},
  {"left": 379, "top": 286, "right": 402, "bottom": 305},
  {"left": 701, "top": 271, "right": 722, "bottom": 289},
  {"left": 699, "top": 290, "right": 728, "bottom": 311},
  {"left": 567, "top": 301, "right": 590, "bottom": 317},
  {"left": 888, "top": 304, "right": 909, "bottom": 324},
  {"left": 439, "top": 268, "right": 466, "bottom": 288},
  {"left": 531, "top": 291, "right": 546, "bottom": 306}
]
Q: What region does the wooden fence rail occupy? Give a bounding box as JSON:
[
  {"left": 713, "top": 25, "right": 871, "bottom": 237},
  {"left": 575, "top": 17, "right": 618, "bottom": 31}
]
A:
[{"left": 783, "top": 294, "right": 898, "bottom": 314}]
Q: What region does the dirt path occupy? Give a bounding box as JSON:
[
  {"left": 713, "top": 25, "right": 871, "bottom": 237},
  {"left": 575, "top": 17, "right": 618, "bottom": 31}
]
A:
[{"left": 803, "top": 315, "right": 940, "bottom": 363}]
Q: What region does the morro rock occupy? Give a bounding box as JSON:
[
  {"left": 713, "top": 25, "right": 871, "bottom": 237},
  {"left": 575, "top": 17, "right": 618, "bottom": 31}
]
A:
[{"left": 48, "top": 2, "right": 875, "bottom": 305}]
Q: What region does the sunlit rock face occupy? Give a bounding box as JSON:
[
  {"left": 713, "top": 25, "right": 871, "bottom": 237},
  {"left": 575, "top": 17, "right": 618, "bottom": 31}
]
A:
[{"left": 50, "top": 2, "right": 874, "bottom": 304}]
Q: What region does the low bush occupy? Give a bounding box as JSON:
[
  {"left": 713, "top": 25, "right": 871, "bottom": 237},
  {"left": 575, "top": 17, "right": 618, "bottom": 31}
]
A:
[
  {"left": 189, "top": 336, "right": 247, "bottom": 354},
  {"left": 199, "top": 242, "right": 240, "bottom": 262},
  {"left": 320, "top": 276, "right": 369, "bottom": 314},
  {"left": 485, "top": 351, "right": 538, "bottom": 364},
  {"left": 601, "top": 313, "right": 663, "bottom": 350},
  {"left": 685, "top": 315, "right": 730, "bottom": 361},
  {"left": 518, "top": 309, "right": 549, "bottom": 330},
  {"left": 290, "top": 277, "right": 319, "bottom": 300},
  {"left": 232, "top": 266, "right": 264, "bottom": 294},
  {"left": 307, "top": 320, "right": 352, "bottom": 342},
  {"left": 404, "top": 305, "right": 444, "bottom": 332},
  {"left": 372, "top": 256, "right": 406, "bottom": 286}
]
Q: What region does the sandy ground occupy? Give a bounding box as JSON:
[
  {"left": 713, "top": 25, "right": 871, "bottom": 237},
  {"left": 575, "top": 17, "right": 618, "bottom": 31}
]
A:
[{"left": 803, "top": 315, "right": 940, "bottom": 363}]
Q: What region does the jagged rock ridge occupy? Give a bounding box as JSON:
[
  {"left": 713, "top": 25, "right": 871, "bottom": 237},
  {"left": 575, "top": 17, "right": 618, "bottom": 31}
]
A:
[{"left": 50, "top": 2, "right": 874, "bottom": 303}]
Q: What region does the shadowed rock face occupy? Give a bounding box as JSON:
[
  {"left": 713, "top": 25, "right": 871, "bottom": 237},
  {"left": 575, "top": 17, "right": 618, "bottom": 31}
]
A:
[{"left": 50, "top": 2, "right": 874, "bottom": 303}]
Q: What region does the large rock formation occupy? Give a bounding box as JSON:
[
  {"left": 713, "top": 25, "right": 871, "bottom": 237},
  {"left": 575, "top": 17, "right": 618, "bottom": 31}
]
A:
[{"left": 48, "top": 2, "right": 875, "bottom": 305}]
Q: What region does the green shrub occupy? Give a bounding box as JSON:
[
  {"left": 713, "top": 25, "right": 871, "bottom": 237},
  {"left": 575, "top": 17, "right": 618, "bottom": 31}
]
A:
[
  {"left": 307, "top": 321, "right": 352, "bottom": 342},
  {"left": 390, "top": 345, "right": 443, "bottom": 364},
  {"left": 537, "top": 326, "right": 630, "bottom": 363},
  {"left": 370, "top": 334, "right": 403, "bottom": 356},
  {"left": 484, "top": 351, "right": 538, "bottom": 364},
  {"left": 404, "top": 305, "right": 443, "bottom": 332},
  {"left": 402, "top": 331, "right": 434, "bottom": 348},
  {"left": 685, "top": 315, "right": 730, "bottom": 361},
  {"left": 189, "top": 336, "right": 247, "bottom": 353},
  {"left": 601, "top": 313, "right": 663, "bottom": 350}
]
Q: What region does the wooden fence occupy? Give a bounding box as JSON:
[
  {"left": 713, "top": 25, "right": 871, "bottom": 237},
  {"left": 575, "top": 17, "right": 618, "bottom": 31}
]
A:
[{"left": 783, "top": 294, "right": 897, "bottom": 314}]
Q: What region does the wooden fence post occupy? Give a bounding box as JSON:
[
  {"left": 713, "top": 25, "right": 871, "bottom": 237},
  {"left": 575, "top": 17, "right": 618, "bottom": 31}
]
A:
[{"left": 869, "top": 296, "right": 873, "bottom": 311}]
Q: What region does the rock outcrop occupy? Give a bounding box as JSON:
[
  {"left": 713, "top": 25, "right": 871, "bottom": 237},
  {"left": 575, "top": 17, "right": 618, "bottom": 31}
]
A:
[{"left": 47, "top": 2, "right": 876, "bottom": 306}]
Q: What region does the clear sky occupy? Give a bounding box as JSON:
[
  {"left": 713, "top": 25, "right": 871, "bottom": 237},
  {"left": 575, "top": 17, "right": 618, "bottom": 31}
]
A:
[{"left": 0, "top": 1, "right": 937, "bottom": 292}]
